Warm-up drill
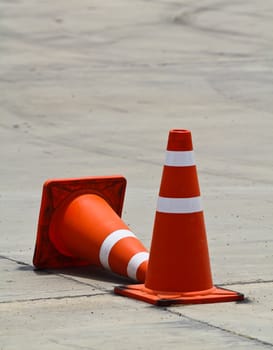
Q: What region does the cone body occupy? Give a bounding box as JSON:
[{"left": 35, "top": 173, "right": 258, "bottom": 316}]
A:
[
  {"left": 144, "top": 129, "right": 213, "bottom": 292},
  {"left": 49, "top": 193, "right": 148, "bottom": 282},
  {"left": 33, "top": 176, "right": 149, "bottom": 283},
  {"left": 114, "top": 130, "right": 244, "bottom": 305}
]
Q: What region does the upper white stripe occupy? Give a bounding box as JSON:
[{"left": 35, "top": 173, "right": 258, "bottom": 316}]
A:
[
  {"left": 127, "top": 252, "right": 149, "bottom": 281},
  {"left": 99, "top": 229, "right": 136, "bottom": 270},
  {"left": 165, "top": 150, "right": 195, "bottom": 167},
  {"left": 157, "top": 196, "right": 202, "bottom": 213}
]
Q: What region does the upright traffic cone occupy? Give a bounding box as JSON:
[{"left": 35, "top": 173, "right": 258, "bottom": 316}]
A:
[
  {"left": 33, "top": 176, "right": 149, "bottom": 282},
  {"left": 115, "top": 129, "right": 244, "bottom": 305}
]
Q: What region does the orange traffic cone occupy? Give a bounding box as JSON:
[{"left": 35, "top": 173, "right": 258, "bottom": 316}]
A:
[
  {"left": 33, "top": 176, "right": 149, "bottom": 282},
  {"left": 115, "top": 129, "right": 244, "bottom": 305}
]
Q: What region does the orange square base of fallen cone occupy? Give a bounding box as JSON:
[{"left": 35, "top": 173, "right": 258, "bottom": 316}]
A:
[
  {"left": 33, "top": 175, "right": 127, "bottom": 269},
  {"left": 114, "top": 284, "right": 244, "bottom": 306}
]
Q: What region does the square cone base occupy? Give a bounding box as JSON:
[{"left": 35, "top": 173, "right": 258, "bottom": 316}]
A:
[
  {"left": 114, "top": 284, "right": 244, "bottom": 306},
  {"left": 33, "top": 175, "right": 126, "bottom": 269}
]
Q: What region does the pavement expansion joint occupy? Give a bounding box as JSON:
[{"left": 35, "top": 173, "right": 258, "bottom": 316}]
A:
[
  {"left": 0, "top": 292, "right": 108, "bottom": 305},
  {"left": 0, "top": 254, "right": 31, "bottom": 266},
  {"left": 220, "top": 280, "right": 273, "bottom": 286},
  {"left": 164, "top": 308, "right": 273, "bottom": 348}
]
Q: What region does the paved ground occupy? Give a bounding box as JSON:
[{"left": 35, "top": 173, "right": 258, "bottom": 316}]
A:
[{"left": 0, "top": 0, "right": 272, "bottom": 349}]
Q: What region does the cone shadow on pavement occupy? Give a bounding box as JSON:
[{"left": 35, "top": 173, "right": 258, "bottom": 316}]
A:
[
  {"left": 34, "top": 265, "right": 133, "bottom": 285},
  {"left": 114, "top": 129, "right": 244, "bottom": 305}
]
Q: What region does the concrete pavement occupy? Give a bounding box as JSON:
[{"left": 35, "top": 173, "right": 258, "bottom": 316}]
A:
[{"left": 0, "top": 0, "right": 272, "bottom": 349}]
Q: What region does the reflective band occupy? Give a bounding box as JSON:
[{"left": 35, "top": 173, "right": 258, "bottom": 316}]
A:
[
  {"left": 165, "top": 150, "right": 195, "bottom": 167},
  {"left": 127, "top": 252, "right": 149, "bottom": 281},
  {"left": 99, "top": 229, "right": 136, "bottom": 270},
  {"left": 157, "top": 196, "right": 202, "bottom": 213}
]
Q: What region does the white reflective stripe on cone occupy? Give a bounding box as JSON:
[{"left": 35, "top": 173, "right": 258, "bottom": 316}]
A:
[
  {"left": 157, "top": 196, "right": 202, "bottom": 214},
  {"left": 127, "top": 252, "right": 149, "bottom": 281},
  {"left": 99, "top": 229, "right": 136, "bottom": 270},
  {"left": 165, "top": 150, "right": 195, "bottom": 167}
]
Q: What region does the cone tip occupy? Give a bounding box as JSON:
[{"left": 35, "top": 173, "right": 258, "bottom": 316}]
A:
[{"left": 167, "top": 129, "right": 193, "bottom": 151}]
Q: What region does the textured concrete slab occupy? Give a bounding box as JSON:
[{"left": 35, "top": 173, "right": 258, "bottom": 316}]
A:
[
  {"left": 0, "top": 257, "right": 133, "bottom": 303},
  {"left": 0, "top": 294, "right": 271, "bottom": 350},
  {"left": 170, "top": 282, "right": 273, "bottom": 346},
  {"left": 0, "top": 0, "right": 273, "bottom": 349}
]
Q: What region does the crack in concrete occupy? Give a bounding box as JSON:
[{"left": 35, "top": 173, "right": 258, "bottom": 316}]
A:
[
  {"left": 0, "top": 254, "right": 125, "bottom": 297},
  {"left": 0, "top": 254, "right": 30, "bottom": 266},
  {"left": 220, "top": 280, "right": 273, "bottom": 286},
  {"left": 165, "top": 308, "right": 273, "bottom": 348},
  {"left": 0, "top": 292, "right": 107, "bottom": 305}
]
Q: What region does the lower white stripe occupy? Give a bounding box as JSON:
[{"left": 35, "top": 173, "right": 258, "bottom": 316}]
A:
[
  {"left": 165, "top": 150, "right": 195, "bottom": 167},
  {"left": 126, "top": 252, "right": 149, "bottom": 281},
  {"left": 157, "top": 196, "right": 202, "bottom": 213},
  {"left": 99, "top": 229, "right": 136, "bottom": 270}
]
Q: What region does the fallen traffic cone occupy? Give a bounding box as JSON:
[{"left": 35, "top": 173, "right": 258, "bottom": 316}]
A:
[
  {"left": 115, "top": 129, "right": 244, "bottom": 305},
  {"left": 33, "top": 175, "right": 149, "bottom": 282}
]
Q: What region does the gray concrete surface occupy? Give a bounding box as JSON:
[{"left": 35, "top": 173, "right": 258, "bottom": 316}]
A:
[{"left": 0, "top": 0, "right": 272, "bottom": 349}]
